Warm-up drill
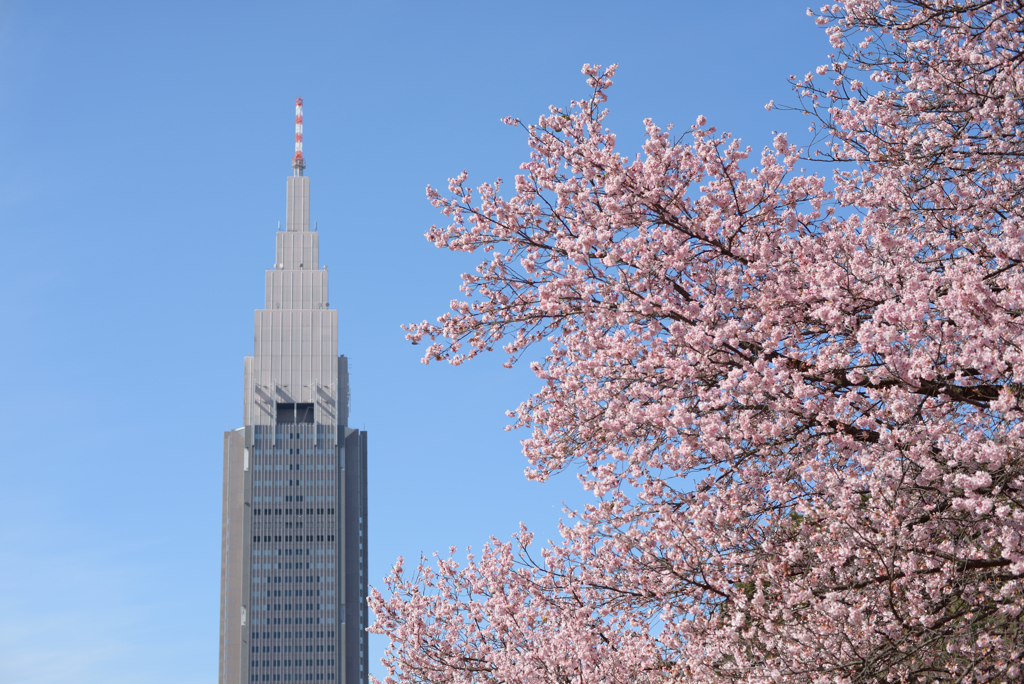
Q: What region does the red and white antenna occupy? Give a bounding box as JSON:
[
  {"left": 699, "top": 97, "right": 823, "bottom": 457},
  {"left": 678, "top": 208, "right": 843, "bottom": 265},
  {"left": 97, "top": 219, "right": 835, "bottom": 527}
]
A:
[{"left": 292, "top": 97, "right": 305, "bottom": 175}]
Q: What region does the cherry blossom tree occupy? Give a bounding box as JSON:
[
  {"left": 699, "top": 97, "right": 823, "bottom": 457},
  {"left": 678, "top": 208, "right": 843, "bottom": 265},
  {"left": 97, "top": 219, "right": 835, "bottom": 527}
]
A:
[{"left": 370, "top": 2, "right": 1024, "bottom": 682}]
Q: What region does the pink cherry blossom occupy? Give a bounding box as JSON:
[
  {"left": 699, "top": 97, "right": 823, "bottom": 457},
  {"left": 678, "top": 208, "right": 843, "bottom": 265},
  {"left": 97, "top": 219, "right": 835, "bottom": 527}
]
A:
[{"left": 372, "top": 3, "right": 1024, "bottom": 683}]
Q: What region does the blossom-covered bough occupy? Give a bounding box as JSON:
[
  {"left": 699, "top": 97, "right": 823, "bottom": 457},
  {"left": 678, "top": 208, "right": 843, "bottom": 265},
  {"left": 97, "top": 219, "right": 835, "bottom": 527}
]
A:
[{"left": 371, "top": 1, "right": 1024, "bottom": 682}]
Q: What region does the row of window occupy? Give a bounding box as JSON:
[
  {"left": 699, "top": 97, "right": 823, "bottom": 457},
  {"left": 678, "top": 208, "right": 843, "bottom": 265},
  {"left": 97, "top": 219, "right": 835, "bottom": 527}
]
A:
[
  {"left": 252, "top": 603, "right": 335, "bottom": 611},
  {"left": 254, "top": 645, "right": 334, "bottom": 653},
  {"left": 250, "top": 673, "right": 335, "bottom": 681},
  {"left": 253, "top": 432, "right": 334, "bottom": 440},
  {"left": 253, "top": 554, "right": 334, "bottom": 565},
  {"left": 252, "top": 574, "right": 334, "bottom": 583},
  {"left": 253, "top": 496, "right": 333, "bottom": 503},
  {"left": 253, "top": 449, "right": 329, "bottom": 456},
  {"left": 254, "top": 508, "right": 335, "bottom": 516},
  {"left": 253, "top": 548, "right": 333, "bottom": 557},
  {"left": 253, "top": 574, "right": 328, "bottom": 584},
  {"left": 252, "top": 630, "right": 335, "bottom": 640},
  {"left": 253, "top": 659, "right": 335, "bottom": 667},
  {"left": 254, "top": 480, "right": 334, "bottom": 487},
  {"left": 253, "top": 589, "right": 332, "bottom": 598},
  {"left": 253, "top": 570, "right": 333, "bottom": 583},
  {"left": 255, "top": 535, "right": 335, "bottom": 542},
  {"left": 249, "top": 616, "right": 336, "bottom": 625},
  {"left": 254, "top": 464, "right": 335, "bottom": 472},
  {"left": 252, "top": 561, "right": 334, "bottom": 572}
]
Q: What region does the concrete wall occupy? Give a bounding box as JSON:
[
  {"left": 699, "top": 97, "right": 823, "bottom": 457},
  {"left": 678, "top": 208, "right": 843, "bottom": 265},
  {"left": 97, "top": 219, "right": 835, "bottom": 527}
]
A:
[{"left": 219, "top": 428, "right": 250, "bottom": 684}]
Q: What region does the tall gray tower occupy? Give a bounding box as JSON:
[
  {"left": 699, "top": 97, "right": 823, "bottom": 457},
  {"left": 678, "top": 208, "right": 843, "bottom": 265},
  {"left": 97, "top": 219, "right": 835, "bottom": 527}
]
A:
[{"left": 219, "top": 98, "right": 369, "bottom": 684}]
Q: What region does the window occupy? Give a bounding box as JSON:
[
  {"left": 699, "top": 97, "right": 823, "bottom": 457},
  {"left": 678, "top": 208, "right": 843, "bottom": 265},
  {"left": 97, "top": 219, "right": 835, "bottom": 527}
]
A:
[
  {"left": 326, "top": 535, "right": 334, "bottom": 542},
  {"left": 326, "top": 509, "right": 334, "bottom": 515},
  {"left": 316, "top": 535, "right": 324, "bottom": 542}
]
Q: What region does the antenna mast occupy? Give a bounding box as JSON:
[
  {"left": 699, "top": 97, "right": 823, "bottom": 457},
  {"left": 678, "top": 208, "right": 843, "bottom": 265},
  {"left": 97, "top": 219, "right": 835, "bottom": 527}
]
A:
[{"left": 292, "top": 97, "right": 305, "bottom": 176}]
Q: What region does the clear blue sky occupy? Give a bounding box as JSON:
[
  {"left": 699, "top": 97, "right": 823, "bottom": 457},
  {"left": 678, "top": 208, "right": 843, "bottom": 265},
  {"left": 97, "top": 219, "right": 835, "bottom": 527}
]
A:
[{"left": 0, "top": 2, "right": 828, "bottom": 682}]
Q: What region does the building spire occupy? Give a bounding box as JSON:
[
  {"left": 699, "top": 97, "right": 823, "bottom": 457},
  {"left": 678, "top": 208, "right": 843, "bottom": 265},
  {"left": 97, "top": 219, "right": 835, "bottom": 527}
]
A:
[{"left": 292, "top": 97, "right": 305, "bottom": 176}]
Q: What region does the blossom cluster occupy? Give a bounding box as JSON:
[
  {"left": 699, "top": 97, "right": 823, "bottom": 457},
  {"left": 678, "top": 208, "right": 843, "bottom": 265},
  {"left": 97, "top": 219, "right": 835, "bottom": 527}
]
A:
[{"left": 373, "top": 2, "right": 1024, "bottom": 682}]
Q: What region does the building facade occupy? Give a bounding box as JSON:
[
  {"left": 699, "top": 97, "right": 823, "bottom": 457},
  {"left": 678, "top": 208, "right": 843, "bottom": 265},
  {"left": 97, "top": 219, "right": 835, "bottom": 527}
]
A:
[{"left": 219, "top": 99, "right": 369, "bottom": 684}]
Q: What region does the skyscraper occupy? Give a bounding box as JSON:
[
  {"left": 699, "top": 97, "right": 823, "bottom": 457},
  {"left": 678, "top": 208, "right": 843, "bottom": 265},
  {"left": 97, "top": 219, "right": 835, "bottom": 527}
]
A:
[{"left": 219, "top": 99, "right": 368, "bottom": 684}]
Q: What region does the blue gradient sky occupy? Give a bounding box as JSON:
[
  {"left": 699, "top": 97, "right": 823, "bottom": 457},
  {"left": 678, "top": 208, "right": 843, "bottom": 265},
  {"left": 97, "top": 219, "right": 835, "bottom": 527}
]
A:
[{"left": 0, "top": 2, "right": 828, "bottom": 682}]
